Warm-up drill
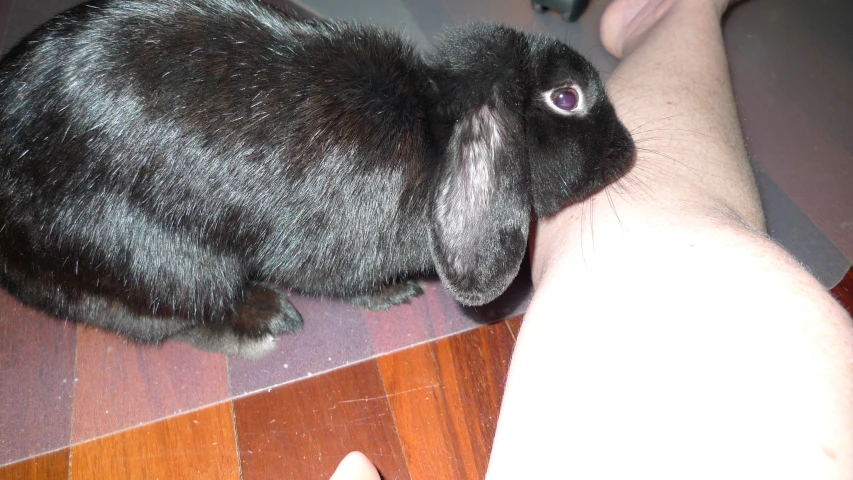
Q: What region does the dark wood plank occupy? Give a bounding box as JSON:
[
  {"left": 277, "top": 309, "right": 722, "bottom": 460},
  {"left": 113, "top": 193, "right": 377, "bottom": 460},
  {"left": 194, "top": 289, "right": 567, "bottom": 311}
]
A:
[
  {"left": 505, "top": 315, "right": 523, "bottom": 340},
  {"left": 830, "top": 267, "right": 853, "bottom": 317},
  {"left": 71, "top": 402, "right": 240, "bottom": 480},
  {"left": 0, "top": 290, "right": 76, "bottom": 466},
  {"left": 234, "top": 359, "right": 409, "bottom": 480},
  {"left": 71, "top": 325, "right": 230, "bottom": 443},
  {"left": 377, "top": 320, "right": 516, "bottom": 480},
  {"left": 0, "top": 449, "right": 69, "bottom": 479}
]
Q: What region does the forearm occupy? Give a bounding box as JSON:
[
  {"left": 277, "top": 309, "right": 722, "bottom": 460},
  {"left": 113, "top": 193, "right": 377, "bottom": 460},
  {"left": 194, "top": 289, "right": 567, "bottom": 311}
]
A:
[
  {"left": 489, "top": 222, "right": 853, "bottom": 479},
  {"left": 606, "top": 0, "right": 763, "bottom": 229}
]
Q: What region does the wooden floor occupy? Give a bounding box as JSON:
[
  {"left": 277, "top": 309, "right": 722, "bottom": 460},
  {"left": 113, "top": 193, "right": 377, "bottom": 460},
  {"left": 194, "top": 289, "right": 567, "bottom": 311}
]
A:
[
  {"left": 1, "top": 315, "right": 521, "bottom": 480},
  {"left": 1, "top": 268, "right": 850, "bottom": 480}
]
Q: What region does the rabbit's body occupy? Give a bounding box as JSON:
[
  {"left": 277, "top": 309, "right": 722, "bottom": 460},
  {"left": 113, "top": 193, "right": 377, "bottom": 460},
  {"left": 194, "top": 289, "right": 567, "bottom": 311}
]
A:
[{"left": 0, "top": 0, "right": 635, "bottom": 357}]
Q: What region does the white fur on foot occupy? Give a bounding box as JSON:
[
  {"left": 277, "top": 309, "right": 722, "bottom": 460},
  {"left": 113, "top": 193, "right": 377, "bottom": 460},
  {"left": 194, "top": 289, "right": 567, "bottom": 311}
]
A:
[{"left": 172, "top": 327, "right": 278, "bottom": 360}]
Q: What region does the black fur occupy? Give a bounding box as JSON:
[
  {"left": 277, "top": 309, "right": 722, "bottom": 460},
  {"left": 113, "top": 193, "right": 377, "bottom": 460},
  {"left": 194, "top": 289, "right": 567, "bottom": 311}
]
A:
[{"left": 0, "top": 0, "right": 634, "bottom": 357}]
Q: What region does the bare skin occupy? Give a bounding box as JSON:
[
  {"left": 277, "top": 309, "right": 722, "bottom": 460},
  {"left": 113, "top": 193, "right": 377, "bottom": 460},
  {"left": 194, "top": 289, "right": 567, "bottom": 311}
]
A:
[
  {"left": 328, "top": 452, "right": 380, "bottom": 480},
  {"left": 333, "top": 0, "right": 853, "bottom": 478}
]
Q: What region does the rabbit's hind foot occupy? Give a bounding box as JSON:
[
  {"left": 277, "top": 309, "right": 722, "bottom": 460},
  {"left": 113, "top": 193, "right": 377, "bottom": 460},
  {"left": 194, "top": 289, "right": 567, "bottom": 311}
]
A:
[
  {"left": 172, "top": 283, "right": 303, "bottom": 359},
  {"left": 348, "top": 280, "right": 424, "bottom": 310},
  {"left": 172, "top": 326, "right": 280, "bottom": 360},
  {"left": 232, "top": 283, "right": 303, "bottom": 336}
]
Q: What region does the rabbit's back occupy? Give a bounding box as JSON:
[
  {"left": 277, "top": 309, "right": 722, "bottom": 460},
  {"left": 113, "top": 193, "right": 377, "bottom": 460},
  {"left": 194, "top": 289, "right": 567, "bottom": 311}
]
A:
[{"left": 0, "top": 0, "right": 435, "bottom": 304}]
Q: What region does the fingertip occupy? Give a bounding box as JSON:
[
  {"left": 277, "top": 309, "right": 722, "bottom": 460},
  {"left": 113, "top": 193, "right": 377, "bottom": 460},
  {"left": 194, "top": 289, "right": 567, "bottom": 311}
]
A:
[{"left": 330, "top": 451, "right": 381, "bottom": 480}]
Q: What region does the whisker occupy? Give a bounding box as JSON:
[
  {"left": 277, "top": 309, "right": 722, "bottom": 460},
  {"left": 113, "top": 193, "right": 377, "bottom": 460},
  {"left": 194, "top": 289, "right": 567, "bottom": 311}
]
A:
[
  {"left": 631, "top": 162, "right": 673, "bottom": 180},
  {"left": 618, "top": 180, "right": 642, "bottom": 202},
  {"left": 632, "top": 136, "right": 703, "bottom": 144},
  {"left": 622, "top": 172, "right": 655, "bottom": 200},
  {"left": 611, "top": 179, "right": 636, "bottom": 203},
  {"left": 590, "top": 195, "right": 596, "bottom": 255},
  {"left": 580, "top": 199, "right": 589, "bottom": 270},
  {"left": 628, "top": 113, "right": 693, "bottom": 135},
  {"left": 631, "top": 127, "right": 732, "bottom": 146},
  {"left": 636, "top": 146, "right": 710, "bottom": 176},
  {"left": 605, "top": 187, "right": 626, "bottom": 233}
]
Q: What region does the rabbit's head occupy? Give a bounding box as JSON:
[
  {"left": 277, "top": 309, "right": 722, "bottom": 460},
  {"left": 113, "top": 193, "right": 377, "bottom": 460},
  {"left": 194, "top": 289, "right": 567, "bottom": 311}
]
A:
[
  {"left": 522, "top": 34, "right": 635, "bottom": 215},
  {"left": 427, "top": 24, "right": 635, "bottom": 306}
]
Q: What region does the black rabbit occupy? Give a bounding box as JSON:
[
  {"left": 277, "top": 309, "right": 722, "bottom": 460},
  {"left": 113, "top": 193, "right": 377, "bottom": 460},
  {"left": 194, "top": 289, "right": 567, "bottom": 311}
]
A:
[{"left": 0, "top": 0, "right": 635, "bottom": 357}]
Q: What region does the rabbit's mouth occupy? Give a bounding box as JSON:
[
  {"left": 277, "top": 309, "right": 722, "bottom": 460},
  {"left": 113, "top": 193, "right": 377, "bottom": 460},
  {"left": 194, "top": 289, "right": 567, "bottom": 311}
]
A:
[
  {"left": 583, "top": 125, "right": 637, "bottom": 190},
  {"left": 596, "top": 118, "right": 637, "bottom": 186},
  {"left": 560, "top": 137, "right": 636, "bottom": 210},
  {"left": 529, "top": 133, "right": 636, "bottom": 218},
  {"left": 602, "top": 141, "right": 637, "bottom": 182}
]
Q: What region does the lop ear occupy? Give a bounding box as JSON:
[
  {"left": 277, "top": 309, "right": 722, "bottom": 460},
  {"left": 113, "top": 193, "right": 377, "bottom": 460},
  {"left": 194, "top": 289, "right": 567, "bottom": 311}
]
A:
[{"left": 430, "top": 100, "right": 530, "bottom": 306}]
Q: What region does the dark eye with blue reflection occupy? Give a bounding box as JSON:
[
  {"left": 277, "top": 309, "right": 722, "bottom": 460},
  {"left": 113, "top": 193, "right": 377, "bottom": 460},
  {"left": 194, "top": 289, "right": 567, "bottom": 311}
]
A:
[{"left": 550, "top": 88, "right": 579, "bottom": 111}]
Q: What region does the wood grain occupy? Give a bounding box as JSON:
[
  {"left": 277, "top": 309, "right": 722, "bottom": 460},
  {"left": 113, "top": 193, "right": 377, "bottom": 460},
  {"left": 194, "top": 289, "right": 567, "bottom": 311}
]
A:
[
  {"left": 830, "top": 267, "right": 853, "bottom": 317},
  {"left": 505, "top": 315, "right": 523, "bottom": 340},
  {"left": 0, "top": 449, "right": 69, "bottom": 480},
  {"left": 377, "top": 319, "right": 516, "bottom": 480},
  {"left": 70, "top": 402, "right": 240, "bottom": 480},
  {"left": 234, "top": 359, "right": 409, "bottom": 480},
  {"left": 71, "top": 325, "right": 230, "bottom": 443},
  {"left": 8, "top": 317, "right": 522, "bottom": 479}
]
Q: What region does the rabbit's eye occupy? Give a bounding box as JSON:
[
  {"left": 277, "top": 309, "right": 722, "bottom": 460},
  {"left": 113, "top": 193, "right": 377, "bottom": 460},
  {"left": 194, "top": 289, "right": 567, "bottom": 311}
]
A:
[
  {"left": 550, "top": 88, "right": 578, "bottom": 111},
  {"left": 543, "top": 86, "right": 585, "bottom": 116}
]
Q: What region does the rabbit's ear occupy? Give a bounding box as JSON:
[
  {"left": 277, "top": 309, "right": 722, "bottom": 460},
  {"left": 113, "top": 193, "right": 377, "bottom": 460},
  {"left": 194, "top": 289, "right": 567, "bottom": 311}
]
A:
[{"left": 430, "top": 99, "right": 530, "bottom": 306}]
